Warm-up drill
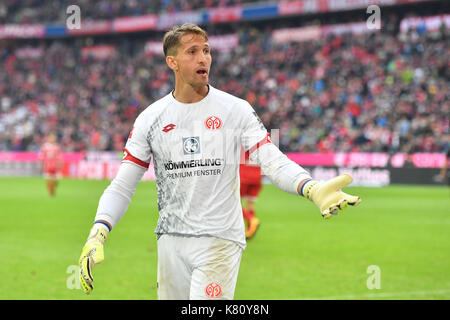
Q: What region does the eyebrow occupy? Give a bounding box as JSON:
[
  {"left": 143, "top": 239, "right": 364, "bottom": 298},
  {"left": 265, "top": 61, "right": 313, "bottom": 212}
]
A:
[{"left": 185, "top": 44, "right": 210, "bottom": 51}]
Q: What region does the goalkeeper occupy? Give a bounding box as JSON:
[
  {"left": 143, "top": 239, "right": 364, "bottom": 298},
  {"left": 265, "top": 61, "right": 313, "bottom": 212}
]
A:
[{"left": 78, "top": 23, "right": 361, "bottom": 299}]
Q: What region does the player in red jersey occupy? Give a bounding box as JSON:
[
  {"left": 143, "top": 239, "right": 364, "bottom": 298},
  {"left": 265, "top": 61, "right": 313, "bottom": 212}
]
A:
[
  {"left": 39, "top": 133, "right": 63, "bottom": 197},
  {"left": 240, "top": 150, "right": 262, "bottom": 239}
]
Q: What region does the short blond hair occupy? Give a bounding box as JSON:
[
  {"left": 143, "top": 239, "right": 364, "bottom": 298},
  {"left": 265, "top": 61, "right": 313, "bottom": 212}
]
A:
[{"left": 162, "top": 23, "right": 208, "bottom": 57}]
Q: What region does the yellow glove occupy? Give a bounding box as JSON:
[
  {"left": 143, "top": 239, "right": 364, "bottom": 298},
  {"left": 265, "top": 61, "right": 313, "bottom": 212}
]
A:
[
  {"left": 79, "top": 223, "right": 109, "bottom": 294},
  {"left": 302, "top": 174, "right": 361, "bottom": 218}
]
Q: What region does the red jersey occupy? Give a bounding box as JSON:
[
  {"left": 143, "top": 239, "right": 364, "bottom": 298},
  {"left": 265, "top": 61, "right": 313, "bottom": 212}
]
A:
[
  {"left": 239, "top": 147, "right": 262, "bottom": 184},
  {"left": 39, "top": 142, "right": 62, "bottom": 172},
  {"left": 239, "top": 151, "right": 262, "bottom": 197},
  {"left": 240, "top": 163, "right": 261, "bottom": 184}
]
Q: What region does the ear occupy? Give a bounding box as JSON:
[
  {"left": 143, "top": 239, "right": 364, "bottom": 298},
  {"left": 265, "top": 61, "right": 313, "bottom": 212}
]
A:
[{"left": 166, "top": 56, "right": 178, "bottom": 72}]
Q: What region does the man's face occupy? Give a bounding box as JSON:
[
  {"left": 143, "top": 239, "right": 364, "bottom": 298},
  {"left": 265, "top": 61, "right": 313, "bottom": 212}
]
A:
[{"left": 168, "top": 33, "right": 212, "bottom": 88}]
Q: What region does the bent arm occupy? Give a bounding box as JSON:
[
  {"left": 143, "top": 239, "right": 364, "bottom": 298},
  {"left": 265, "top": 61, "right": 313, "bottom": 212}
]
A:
[{"left": 94, "top": 162, "right": 147, "bottom": 230}]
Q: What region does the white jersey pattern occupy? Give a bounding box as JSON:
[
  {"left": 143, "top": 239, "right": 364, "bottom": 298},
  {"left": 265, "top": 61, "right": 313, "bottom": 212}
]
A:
[{"left": 122, "top": 85, "right": 310, "bottom": 248}]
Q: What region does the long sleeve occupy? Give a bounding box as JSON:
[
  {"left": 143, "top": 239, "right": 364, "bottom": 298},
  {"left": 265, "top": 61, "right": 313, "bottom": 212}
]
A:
[
  {"left": 94, "top": 162, "right": 147, "bottom": 228},
  {"left": 241, "top": 100, "right": 311, "bottom": 195},
  {"left": 250, "top": 142, "right": 311, "bottom": 195}
]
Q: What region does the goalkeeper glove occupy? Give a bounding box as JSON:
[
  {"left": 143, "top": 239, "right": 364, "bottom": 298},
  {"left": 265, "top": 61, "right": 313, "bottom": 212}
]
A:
[
  {"left": 301, "top": 174, "right": 361, "bottom": 218},
  {"left": 79, "top": 223, "right": 109, "bottom": 294}
]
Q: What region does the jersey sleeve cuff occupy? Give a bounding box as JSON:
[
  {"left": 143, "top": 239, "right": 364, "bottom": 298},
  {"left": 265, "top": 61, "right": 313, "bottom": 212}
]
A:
[{"left": 94, "top": 220, "right": 112, "bottom": 232}]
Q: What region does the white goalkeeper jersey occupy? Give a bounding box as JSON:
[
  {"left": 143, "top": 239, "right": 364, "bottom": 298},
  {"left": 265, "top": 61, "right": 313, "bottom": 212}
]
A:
[{"left": 113, "top": 85, "right": 311, "bottom": 248}]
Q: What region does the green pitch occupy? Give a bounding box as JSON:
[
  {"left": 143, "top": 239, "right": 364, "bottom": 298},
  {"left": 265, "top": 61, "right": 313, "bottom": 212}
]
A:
[{"left": 1, "top": 177, "right": 449, "bottom": 300}]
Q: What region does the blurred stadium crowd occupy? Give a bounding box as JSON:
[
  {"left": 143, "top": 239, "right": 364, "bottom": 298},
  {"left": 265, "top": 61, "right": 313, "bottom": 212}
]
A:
[
  {"left": 0, "top": 3, "right": 449, "bottom": 154},
  {"left": 1, "top": 0, "right": 253, "bottom": 24}
]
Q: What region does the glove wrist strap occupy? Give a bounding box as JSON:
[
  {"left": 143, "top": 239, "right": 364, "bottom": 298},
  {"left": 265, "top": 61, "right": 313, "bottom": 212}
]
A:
[
  {"left": 87, "top": 224, "right": 109, "bottom": 244},
  {"left": 302, "top": 180, "right": 318, "bottom": 200}
]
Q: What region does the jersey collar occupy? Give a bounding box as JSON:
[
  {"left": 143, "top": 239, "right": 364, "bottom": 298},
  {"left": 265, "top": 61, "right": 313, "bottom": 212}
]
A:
[{"left": 170, "top": 85, "right": 211, "bottom": 107}]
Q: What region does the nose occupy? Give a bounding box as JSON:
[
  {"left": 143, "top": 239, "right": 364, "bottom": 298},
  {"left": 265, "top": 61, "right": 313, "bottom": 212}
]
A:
[{"left": 198, "top": 51, "right": 208, "bottom": 65}]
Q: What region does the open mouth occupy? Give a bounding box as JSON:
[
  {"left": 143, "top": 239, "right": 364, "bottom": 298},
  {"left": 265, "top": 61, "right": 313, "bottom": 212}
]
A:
[{"left": 196, "top": 69, "right": 208, "bottom": 75}]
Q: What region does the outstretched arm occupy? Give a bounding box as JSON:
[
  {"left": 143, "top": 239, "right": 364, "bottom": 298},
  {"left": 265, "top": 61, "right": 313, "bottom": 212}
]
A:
[
  {"left": 248, "top": 140, "right": 311, "bottom": 195},
  {"left": 252, "top": 143, "right": 361, "bottom": 218},
  {"left": 242, "top": 100, "right": 361, "bottom": 218}
]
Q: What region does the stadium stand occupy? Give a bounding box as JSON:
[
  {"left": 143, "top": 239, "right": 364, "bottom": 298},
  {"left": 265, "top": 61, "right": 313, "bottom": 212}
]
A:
[
  {"left": 1, "top": 0, "right": 258, "bottom": 24},
  {"left": 0, "top": 1, "right": 448, "bottom": 154}
]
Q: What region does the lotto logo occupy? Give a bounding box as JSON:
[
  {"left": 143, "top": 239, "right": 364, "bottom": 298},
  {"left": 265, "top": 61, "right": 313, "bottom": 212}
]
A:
[
  {"left": 162, "top": 124, "right": 176, "bottom": 133},
  {"left": 205, "top": 116, "right": 222, "bottom": 130},
  {"left": 205, "top": 282, "right": 222, "bottom": 298}
]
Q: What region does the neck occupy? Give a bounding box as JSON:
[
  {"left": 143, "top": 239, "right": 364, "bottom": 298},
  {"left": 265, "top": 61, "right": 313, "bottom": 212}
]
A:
[{"left": 173, "top": 83, "right": 209, "bottom": 104}]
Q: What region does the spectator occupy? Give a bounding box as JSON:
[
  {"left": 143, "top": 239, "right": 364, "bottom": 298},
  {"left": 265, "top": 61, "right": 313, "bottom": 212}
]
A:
[{"left": 0, "top": 18, "right": 448, "bottom": 154}]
